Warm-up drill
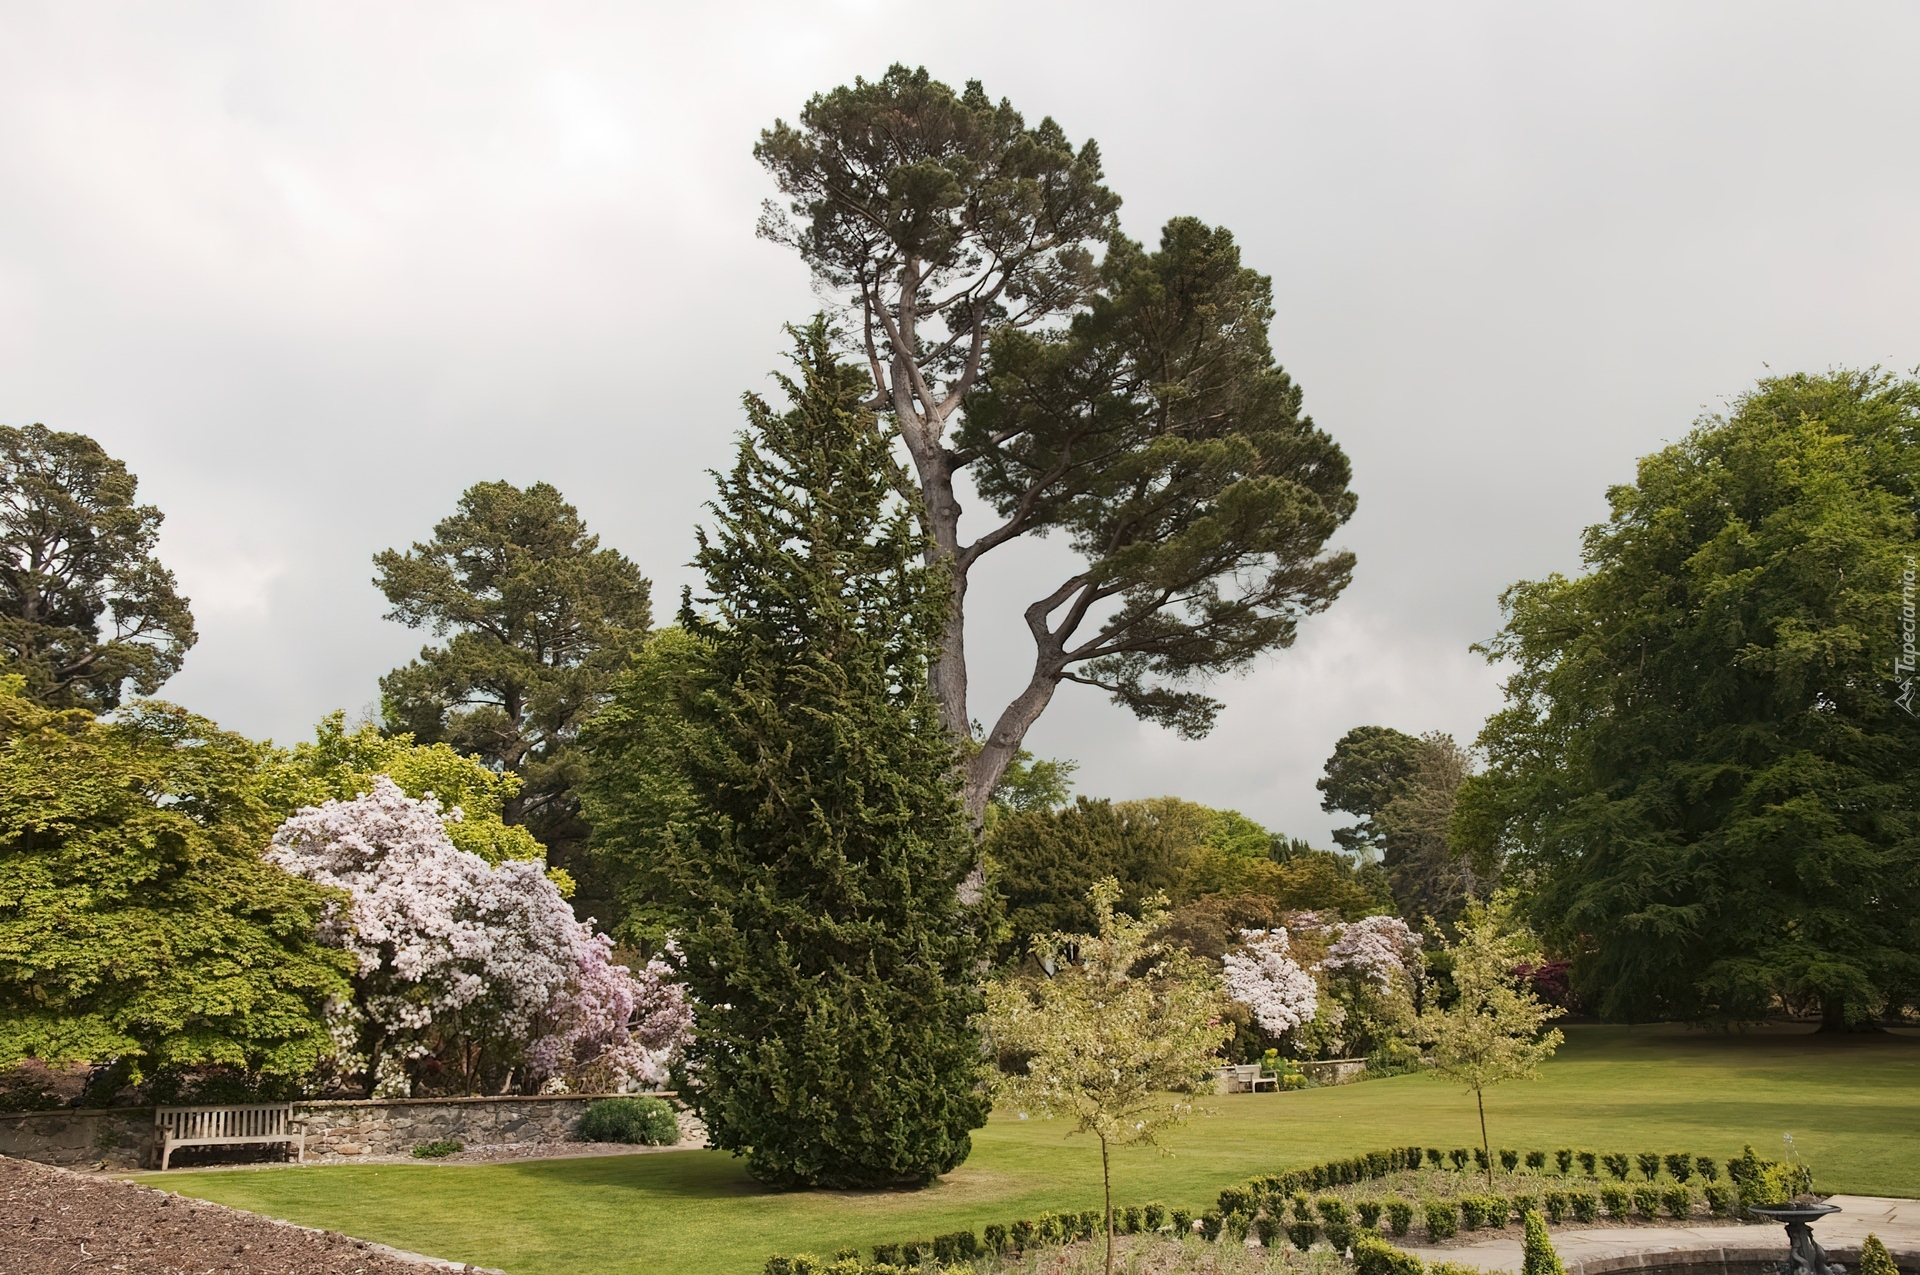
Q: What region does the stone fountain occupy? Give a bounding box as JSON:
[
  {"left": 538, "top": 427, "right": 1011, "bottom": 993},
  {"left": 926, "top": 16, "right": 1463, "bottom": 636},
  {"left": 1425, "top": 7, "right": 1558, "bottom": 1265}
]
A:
[{"left": 1748, "top": 1203, "right": 1847, "bottom": 1275}]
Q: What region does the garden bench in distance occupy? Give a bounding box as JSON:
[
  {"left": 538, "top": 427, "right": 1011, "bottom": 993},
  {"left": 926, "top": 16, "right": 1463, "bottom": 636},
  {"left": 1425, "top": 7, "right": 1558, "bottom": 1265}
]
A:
[{"left": 155, "top": 1103, "right": 303, "bottom": 1170}]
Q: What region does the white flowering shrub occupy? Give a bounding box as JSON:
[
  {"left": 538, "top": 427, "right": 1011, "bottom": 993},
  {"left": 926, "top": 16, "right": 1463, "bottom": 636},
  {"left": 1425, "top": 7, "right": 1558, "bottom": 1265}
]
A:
[
  {"left": 1323, "top": 915, "right": 1424, "bottom": 992},
  {"left": 269, "top": 776, "right": 690, "bottom": 1094},
  {"left": 1221, "top": 928, "right": 1319, "bottom": 1037}
]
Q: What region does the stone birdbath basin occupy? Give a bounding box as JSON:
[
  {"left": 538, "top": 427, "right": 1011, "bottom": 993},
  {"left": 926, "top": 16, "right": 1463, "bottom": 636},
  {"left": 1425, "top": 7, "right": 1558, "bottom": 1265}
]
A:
[{"left": 1748, "top": 1202, "right": 1846, "bottom": 1275}]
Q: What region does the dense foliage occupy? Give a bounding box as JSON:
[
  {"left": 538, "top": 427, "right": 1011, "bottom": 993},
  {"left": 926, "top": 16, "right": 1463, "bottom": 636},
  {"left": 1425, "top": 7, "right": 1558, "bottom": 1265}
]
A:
[
  {"left": 375, "top": 479, "right": 652, "bottom": 912},
  {"left": 0, "top": 424, "right": 196, "bottom": 709},
  {"left": 1459, "top": 371, "right": 1920, "bottom": 1026},
  {"left": 986, "top": 796, "right": 1386, "bottom": 961},
  {"left": 587, "top": 322, "right": 987, "bottom": 1187},
  {"left": 0, "top": 681, "right": 348, "bottom": 1083}
]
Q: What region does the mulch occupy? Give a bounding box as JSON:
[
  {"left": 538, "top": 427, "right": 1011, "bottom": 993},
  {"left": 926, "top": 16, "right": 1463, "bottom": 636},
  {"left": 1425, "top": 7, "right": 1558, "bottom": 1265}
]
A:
[{"left": 0, "top": 1155, "right": 485, "bottom": 1275}]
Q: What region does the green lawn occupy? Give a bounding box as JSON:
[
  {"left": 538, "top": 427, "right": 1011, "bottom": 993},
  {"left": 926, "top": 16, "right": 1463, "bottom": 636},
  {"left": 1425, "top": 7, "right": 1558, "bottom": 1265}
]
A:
[{"left": 147, "top": 1025, "right": 1920, "bottom": 1275}]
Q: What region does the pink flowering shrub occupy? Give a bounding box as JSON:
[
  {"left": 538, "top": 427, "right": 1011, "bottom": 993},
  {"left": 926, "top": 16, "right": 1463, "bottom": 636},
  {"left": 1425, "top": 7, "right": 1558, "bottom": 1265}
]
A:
[
  {"left": 1323, "top": 915, "right": 1424, "bottom": 992},
  {"left": 270, "top": 776, "right": 690, "bottom": 1095},
  {"left": 1221, "top": 928, "right": 1319, "bottom": 1037}
]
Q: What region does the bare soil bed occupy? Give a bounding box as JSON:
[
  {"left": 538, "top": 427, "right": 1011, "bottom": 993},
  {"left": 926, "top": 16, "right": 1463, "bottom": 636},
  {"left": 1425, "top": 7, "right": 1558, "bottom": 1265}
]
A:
[{"left": 0, "top": 1154, "right": 480, "bottom": 1275}]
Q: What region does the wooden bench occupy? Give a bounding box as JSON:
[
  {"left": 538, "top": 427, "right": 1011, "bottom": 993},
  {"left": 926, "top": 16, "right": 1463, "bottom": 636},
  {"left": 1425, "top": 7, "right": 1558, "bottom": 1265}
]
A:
[{"left": 155, "top": 1104, "right": 303, "bottom": 1170}]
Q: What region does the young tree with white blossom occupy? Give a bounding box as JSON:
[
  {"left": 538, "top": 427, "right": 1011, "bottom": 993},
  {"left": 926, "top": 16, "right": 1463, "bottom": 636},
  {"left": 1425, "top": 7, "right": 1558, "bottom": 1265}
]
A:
[
  {"left": 984, "top": 879, "right": 1229, "bottom": 1275},
  {"left": 1417, "top": 899, "right": 1563, "bottom": 1185},
  {"left": 269, "top": 776, "right": 687, "bottom": 1096}
]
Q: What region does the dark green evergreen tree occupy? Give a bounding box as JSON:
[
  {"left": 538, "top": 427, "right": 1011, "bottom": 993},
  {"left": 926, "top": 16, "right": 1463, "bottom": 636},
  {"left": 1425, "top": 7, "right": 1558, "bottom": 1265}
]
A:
[
  {"left": 599, "top": 318, "right": 987, "bottom": 1186},
  {"left": 1459, "top": 371, "right": 1920, "bottom": 1027}
]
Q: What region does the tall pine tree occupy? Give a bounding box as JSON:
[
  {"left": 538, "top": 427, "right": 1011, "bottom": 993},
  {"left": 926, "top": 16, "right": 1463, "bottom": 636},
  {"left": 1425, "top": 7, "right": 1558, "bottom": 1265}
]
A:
[{"left": 628, "top": 319, "right": 987, "bottom": 1187}]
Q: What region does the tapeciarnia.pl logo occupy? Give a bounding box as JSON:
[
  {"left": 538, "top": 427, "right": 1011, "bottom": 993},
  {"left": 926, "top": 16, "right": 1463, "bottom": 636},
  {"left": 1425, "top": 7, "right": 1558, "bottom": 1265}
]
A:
[{"left": 1897, "top": 555, "right": 1918, "bottom": 716}]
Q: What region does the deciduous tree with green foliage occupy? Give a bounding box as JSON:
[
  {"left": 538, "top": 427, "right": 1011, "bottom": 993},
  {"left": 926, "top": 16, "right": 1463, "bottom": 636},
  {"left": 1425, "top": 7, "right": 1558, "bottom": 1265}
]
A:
[
  {"left": 588, "top": 320, "right": 987, "bottom": 1188},
  {"left": 758, "top": 67, "right": 1356, "bottom": 820},
  {"left": 0, "top": 680, "right": 348, "bottom": 1085},
  {"left": 1417, "top": 899, "right": 1564, "bottom": 1185},
  {"left": 374, "top": 480, "right": 650, "bottom": 906},
  {"left": 983, "top": 878, "right": 1230, "bottom": 1275},
  {"left": 0, "top": 424, "right": 196, "bottom": 709},
  {"left": 1456, "top": 371, "right": 1920, "bottom": 1028}
]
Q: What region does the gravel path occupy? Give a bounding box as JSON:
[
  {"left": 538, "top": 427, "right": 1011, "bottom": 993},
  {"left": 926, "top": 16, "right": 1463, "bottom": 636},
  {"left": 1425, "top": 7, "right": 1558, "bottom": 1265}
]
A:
[{"left": 0, "top": 1155, "right": 494, "bottom": 1275}]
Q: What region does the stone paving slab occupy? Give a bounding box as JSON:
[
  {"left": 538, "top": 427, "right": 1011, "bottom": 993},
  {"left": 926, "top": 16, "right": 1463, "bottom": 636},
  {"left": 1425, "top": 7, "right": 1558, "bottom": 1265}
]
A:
[{"left": 1400, "top": 1196, "right": 1920, "bottom": 1274}]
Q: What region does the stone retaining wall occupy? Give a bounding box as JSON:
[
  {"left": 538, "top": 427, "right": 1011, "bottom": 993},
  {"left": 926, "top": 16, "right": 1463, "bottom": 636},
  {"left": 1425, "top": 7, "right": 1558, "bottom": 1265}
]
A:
[{"left": 0, "top": 1092, "right": 686, "bottom": 1170}]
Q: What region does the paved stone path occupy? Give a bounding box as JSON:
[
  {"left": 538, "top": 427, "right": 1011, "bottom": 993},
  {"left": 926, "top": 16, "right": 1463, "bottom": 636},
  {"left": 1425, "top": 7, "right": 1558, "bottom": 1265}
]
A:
[{"left": 1400, "top": 1197, "right": 1920, "bottom": 1273}]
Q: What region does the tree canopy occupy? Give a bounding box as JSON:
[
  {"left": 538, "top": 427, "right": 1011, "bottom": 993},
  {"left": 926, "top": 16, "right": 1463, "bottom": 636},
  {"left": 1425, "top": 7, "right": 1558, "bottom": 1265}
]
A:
[
  {"left": 0, "top": 424, "right": 196, "bottom": 710},
  {"left": 374, "top": 479, "right": 651, "bottom": 908},
  {"left": 1459, "top": 370, "right": 1920, "bottom": 1027},
  {"left": 0, "top": 681, "right": 348, "bottom": 1083},
  {"left": 1318, "top": 725, "right": 1422, "bottom": 857},
  {"left": 587, "top": 321, "right": 987, "bottom": 1187},
  {"left": 758, "top": 68, "right": 1355, "bottom": 819}
]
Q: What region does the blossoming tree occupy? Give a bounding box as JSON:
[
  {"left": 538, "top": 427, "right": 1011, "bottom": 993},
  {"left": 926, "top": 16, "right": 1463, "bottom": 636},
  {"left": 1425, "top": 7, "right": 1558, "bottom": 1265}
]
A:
[
  {"left": 1221, "top": 927, "right": 1319, "bottom": 1038},
  {"left": 269, "top": 776, "right": 688, "bottom": 1095},
  {"left": 1322, "top": 914, "right": 1425, "bottom": 1061}
]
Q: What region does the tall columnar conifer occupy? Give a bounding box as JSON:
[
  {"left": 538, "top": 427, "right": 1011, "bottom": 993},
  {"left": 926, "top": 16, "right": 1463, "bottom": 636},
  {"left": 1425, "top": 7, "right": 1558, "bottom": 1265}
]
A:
[{"left": 642, "top": 319, "right": 987, "bottom": 1187}]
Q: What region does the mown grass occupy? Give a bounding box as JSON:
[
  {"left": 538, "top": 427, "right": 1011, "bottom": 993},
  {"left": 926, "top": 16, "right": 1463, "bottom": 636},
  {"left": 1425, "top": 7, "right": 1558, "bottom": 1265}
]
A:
[{"left": 144, "top": 1025, "right": 1920, "bottom": 1275}]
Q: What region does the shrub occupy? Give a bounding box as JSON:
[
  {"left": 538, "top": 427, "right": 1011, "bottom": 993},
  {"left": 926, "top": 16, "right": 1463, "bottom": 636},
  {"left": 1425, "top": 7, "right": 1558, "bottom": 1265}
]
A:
[
  {"left": 1292, "top": 1193, "right": 1315, "bottom": 1221},
  {"left": 1460, "top": 1196, "right": 1490, "bottom": 1230},
  {"left": 1358, "top": 1201, "right": 1384, "bottom": 1230},
  {"left": 1144, "top": 1203, "right": 1166, "bottom": 1232},
  {"left": 765, "top": 1259, "right": 794, "bottom": 1275},
  {"left": 1171, "top": 1209, "right": 1192, "bottom": 1236},
  {"left": 1219, "top": 1186, "right": 1254, "bottom": 1215},
  {"left": 871, "top": 1243, "right": 899, "bottom": 1264},
  {"left": 1486, "top": 1195, "right": 1511, "bottom": 1227},
  {"left": 1600, "top": 1187, "right": 1631, "bottom": 1219},
  {"left": 1354, "top": 1233, "right": 1426, "bottom": 1275},
  {"left": 1450, "top": 1148, "right": 1470, "bottom": 1170},
  {"left": 982, "top": 1225, "right": 1008, "bottom": 1254},
  {"left": 1556, "top": 1149, "right": 1574, "bottom": 1176},
  {"left": 1569, "top": 1192, "right": 1599, "bottom": 1224},
  {"left": 1387, "top": 1199, "right": 1414, "bottom": 1237},
  {"left": 1636, "top": 1153, "right": 1662, "bottom": 1181},
  {"left": 1225, "top": 1212, "right": 1251, "bottom": 1243},
  {"left": 1696, "top": 1156, "right": 1719, "bottom": 1182},
  {"left": 1631, "top": 1186, "right": 1660, "bottom": 1219},
  {"left": 411, "top": 1139, "right": 463, "bottom": 1159},
  {"left": 1522, "top": 1211, "right": 1566, "bottom": 1275},
  {"left": 1861, "top": 1235, "right": 1899, "bottom": 1275},
  {"left": 1199, "top": 1213, "right": 1223, "bottom": 1242},
  {"left": 1010, "top": 1220, "right": 1034, "bottom": 1250},
  {"left": 1544, "top": 1191, "right": 1568, "bottom": 1224},
  {"left": 1602, "top": 1153, "right": 1631, "bottom": 1181},
  {"left": 1287, "top": 1221, "right": 1320, "bottom": 1250},
  {"left": 1318, "top": 1198, "right": 1352, "bottom": 1227},
  {"left": 1428, "top": 1148, "right": 1446, "bottom": 1169},
  {"left": 1325, "top": 1221, "right": 1356, "bottom": 1253},
  {"left": 1664, "top": 1154, "right": 1693, "bottom": 1184},
  {"left": 1433, "top": 1264, "right": 1485, "bottom": 1275},
  {"left": 1577, "top": 1151, "right": 1598, "bottom": 1178},
  {"left": 1511, "top": 1193, "right": 1538, "bottom": 1221},
  {"left": 1121, "top": 1206, "right": 1142, "bottom": 1235},
  {"left": 899, "top": 1241, "right": 924, "bottom": 1264},
  {"left": 1425, "top": 1200, "right": 1459, "bottom": 1240},
  {"left": 1079, "top": 1211, "right": 1100, "bottom": 1240},
  {"left": 1255, "top": 1213, "right": 1282, "bottom": 1246},
  {"left": 577, "top": 1097, "right": 679, "bottom": 1146},
  {"left": 1526, "top": 1151, "right": 1547, "bottom": 1171},
  {"left": 1406, "top": 1146, "right": 1425, "bottom": 1170},
  {"left": 1501, "top": 1149, "right": 1520, "bottom": 1172},
  {"left": 1661, "top": 1186, "right": 1692, "bottom": 1220},
  {"left": 1704, "top": 1185, "right": 1733, "bottom": 1217},
  {"left": 1474, "top": 1147, "right": 1490, "bottom": 1172}
]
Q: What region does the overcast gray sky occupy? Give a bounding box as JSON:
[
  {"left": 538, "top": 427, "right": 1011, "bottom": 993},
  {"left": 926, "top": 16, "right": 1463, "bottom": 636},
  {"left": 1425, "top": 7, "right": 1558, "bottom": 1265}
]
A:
[{"left": 3, "top": 2, "right": 1916, "bottom": 845}]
